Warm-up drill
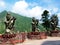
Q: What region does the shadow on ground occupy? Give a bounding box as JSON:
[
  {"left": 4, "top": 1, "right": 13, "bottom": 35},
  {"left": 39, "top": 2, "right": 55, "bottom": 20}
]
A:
[{"left": 42, "top": 40, "right": 60, "bottom": 45}]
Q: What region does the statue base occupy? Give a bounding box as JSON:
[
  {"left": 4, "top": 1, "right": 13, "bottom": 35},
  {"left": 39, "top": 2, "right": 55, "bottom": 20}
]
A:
[
  {"left": 27, "top": 32, "right": 47, "bottom": 39},
  {"left": 50, "top": 30, "right": 60, "bottom": 37},
  {"left": 2, "top": 33, "right": 16, "bottom": 39},
  {"left": 0, "top": 32, "right": 26, "bottom": 45}
]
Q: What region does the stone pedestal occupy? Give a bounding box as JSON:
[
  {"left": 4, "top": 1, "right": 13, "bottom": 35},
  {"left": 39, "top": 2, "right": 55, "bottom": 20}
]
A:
[
  {"left": 27, "top": 32, "right": 47, "bottom": 39},
  {"left": 50, "top": 30, "right": 60, "bottom": 37},
  {"left": 0, "top": 32, "right": 26, "bottom": 45}
]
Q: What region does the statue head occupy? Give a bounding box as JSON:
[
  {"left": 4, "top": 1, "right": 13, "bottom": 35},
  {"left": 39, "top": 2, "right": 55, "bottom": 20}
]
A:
[
  {"left": 32, "top": 17, "right": 35, "bottom": 22},
  {"left": 7, "top": 13, "right": 10, "bottom": 15},
  {"left": 6, "top": 13, "right": 11, "bottom": 21}
]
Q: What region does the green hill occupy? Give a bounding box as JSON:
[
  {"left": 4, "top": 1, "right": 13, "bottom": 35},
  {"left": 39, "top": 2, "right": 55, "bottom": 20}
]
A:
[{"left": 0, "top": 10, "right": 45, "bottom": 34}]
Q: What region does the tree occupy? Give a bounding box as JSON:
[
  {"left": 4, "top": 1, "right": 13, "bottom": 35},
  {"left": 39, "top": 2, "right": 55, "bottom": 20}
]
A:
[
  {"left": 50, "top": 14, "right": 58, "bottom": 30},
  {"left": 41, "top": 10, "right": 50, "bottom": 31}
]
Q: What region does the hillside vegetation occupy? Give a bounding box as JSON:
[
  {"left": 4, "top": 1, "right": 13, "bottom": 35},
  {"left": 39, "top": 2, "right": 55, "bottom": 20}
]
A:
[{"left": 0, "top": 10, "right": 45, "bottom": 34}]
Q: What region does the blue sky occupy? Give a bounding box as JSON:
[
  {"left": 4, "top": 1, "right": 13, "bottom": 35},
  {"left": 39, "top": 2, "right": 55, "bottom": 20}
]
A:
[
  {"left": 0, "top": 0, "right": 60, "bottom": 25},
  {"left": 0, "top": 0, "right": 60, "bottom": 13},
  {"left": 0, "top": 0, "right": 60, "bottom": 12}
]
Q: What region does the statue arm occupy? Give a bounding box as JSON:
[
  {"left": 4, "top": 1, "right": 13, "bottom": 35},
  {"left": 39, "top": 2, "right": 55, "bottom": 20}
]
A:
[{"left": 31, "top": 22, "right": 35, "bottom": 24}]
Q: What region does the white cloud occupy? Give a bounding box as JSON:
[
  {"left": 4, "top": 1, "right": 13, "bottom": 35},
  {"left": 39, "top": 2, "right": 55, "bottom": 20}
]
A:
[
  {"left": 57, "top": 13, "right": 60, "bottom": 19},
  {"left": 28, "top": 6, "right": 43, "bottom": 19},
  {"left": 12, "top": 1, "right": 28, "bottom": 14},
  {"left": 29, "top": 2, "right": 38, "bottom": 7},
  {"left": 0, "top": 0, "right": 5, "bottom": 7},
  {"left": 52, "top": 8, "right": 58, "bottom": 13},
  {"left": 0, "top": 0, "right": 6, "bottom": 12},
  {"left": 11, "top": 0, "right": 59, "bottom": 20},
  {"left": 11, "top": 0, "right": 45, "bottom": 19}
]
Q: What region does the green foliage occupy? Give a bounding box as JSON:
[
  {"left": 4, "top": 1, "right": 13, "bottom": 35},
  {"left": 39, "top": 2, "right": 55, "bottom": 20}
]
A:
[
  {"left": 50, "top": 14, "right": 58, "bottom": 30},
  {"left": 38, "top": 24, "right": 46, "bottom": 32},
  {"left": 41, "top": 10, "right": 59, "bottom": 31},
  {"left": 0, "top": 21, "right": 5, "bottom": 34},
  {"left": 41, "top": 10, "right": 50, "bottom": 31},
  {"left": 0, "top": 10, "right": 45, "bottom": 33}
]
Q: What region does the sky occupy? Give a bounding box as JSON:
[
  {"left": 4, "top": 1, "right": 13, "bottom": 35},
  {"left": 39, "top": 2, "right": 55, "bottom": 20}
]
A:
[{"left": 0, "top": 0, "right": 60, "bottom": 25}]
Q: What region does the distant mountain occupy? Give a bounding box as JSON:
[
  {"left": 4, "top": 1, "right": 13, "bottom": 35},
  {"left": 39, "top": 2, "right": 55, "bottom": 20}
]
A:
[{"left": 0, "top": 10, "right": 45, "bottom": 34}]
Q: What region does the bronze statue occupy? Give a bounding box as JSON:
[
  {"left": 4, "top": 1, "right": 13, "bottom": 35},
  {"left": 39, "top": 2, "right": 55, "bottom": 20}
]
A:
[
  {"left": 36, "top": 19, "right": 39, "bottom": 28},
  {"left": 4, "top": 13, "right": 16, "bottom": 33},
  {"left": 31, "top": 17, "right": 39, "bottom": 32},
  {"left": 4, "top": 13, "right": 11, "bottom": 29},
  {"left": 31, "top": 17, "right": 36, "bottom": 32}
]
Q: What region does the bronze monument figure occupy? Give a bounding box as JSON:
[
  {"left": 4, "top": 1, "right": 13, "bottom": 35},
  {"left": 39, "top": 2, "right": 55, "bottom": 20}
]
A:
[
  {"left": 31, "top": 17, "right": 39, "bottom": 32},
  {"left": 4, "top": 13, "right": 16, "bottom": 34}
]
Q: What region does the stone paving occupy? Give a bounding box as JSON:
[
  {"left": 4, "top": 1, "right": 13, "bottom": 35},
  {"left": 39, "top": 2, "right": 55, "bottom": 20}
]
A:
[{"left": 16, "top": 37, "right": 60, "bottom": 45}]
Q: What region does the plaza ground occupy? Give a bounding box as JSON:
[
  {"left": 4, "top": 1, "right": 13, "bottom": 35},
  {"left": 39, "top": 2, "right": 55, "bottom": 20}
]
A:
[{"left": 16, "top": 37, "right": 60, "bottom": 45}]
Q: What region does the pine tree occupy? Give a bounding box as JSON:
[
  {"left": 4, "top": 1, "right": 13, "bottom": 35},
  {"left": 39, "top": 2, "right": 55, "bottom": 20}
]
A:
[{"left": 41, "top": 10, "right": 50, "bottom": 31}]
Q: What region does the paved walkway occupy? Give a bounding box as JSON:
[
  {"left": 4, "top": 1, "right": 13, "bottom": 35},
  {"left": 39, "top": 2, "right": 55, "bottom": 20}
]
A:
[{"left": 16, "top": 37, "right": 60, "bottom": 45}]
